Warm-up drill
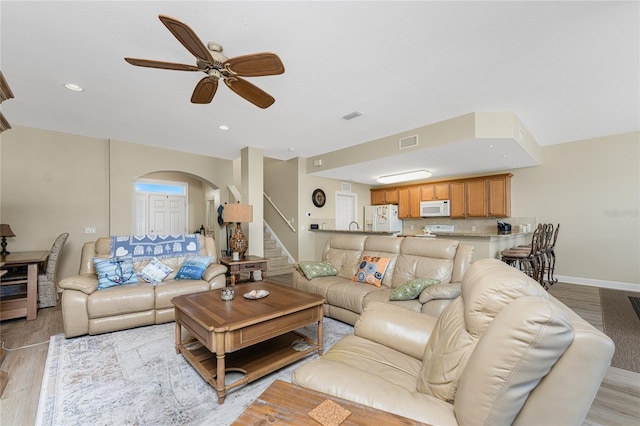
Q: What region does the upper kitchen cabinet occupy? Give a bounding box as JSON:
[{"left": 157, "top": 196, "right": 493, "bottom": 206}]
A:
[
  {"left": 487, "top": 174, "right": 511, "bottom": 217},
  {"left": 371, "top": 187, "right": 399, "bottom": 205},
  {"left": 450, "top": 174, "right": 511, "bottom": 218},
  {"left": 398, "top": 186, "right": 421, "bottom": 218},
  {"left": 420, "top": 182, "right": 450, "bottom": 201}
]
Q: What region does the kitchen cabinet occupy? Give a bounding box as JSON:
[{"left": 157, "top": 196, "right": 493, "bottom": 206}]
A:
[
  {"left": 398, "top": 186, "right": 420, "bottom": 218},
  {"left": 487, "top": 174, "right": 511, "bottom": 217},
  {"left": 450, "top": 174, "right": 511, "bottom": 218},
  {"left": 371, "top": 188, "right": 399, "bottom": 205},
  {"left": 420, "top": 182, "right": 450, "bottom": 201}
]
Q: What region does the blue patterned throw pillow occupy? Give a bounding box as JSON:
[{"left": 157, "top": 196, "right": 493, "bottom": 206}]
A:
[
  {"left": 175, "top": 256, "right": 213, "bottom": 280},
  {"left": 94, "top": 257, "right": 139, "bottom": 290}
]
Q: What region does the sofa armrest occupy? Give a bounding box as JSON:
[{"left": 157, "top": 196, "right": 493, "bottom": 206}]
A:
[
  {"left": 418, "top": 282, "right": 461, "bottom": 304},
  {"left": 202, "top": 263, "right": 227, "bottom": 282},
  {"left": 355, "top": 302, "right": 437, "bottom": 360},
  {"left": 59, "top": 274, "right": 99, "bottom": 295}
]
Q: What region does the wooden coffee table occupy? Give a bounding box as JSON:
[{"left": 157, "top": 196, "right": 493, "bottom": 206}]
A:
[
  {"left": 232, "top": 380, "right": 430, "bottom": 425},
  {"left": 171, "top": 281, "right": 324, "bottom": 404}
]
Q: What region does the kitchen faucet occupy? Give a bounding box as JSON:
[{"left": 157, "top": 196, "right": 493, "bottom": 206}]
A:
[{"left": 349, "top": 221, "right": 359, "bottom": 231}]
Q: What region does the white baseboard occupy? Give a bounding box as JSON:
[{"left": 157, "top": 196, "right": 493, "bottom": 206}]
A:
[{"left": 555, "top": 275, "right": 640, "bottom": 292}]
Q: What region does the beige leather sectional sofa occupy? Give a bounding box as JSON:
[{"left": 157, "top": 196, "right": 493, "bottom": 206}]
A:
[
  {"left": 59, "top": 235, "right": 227, "bottom": 338},
  {"left": 293, "top": 235, "right": 473, "bottom": 324},
  {"left": 293, "top": 258, "right": 615, "bottom": 425}
]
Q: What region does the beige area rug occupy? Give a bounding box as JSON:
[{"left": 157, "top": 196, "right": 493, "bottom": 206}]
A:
[
  {"left": 36, "top": 318, "right": 353, "bottom": 425},
  {"left": 600, "top": 289, "right": 640, "bottom": 373}
]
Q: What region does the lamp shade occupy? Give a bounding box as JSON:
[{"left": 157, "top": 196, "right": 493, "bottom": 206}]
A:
[
  {"left": 0, "top": 224, "right": 15, "bottom": 237},
  {"left": 223, "top": 204, "right": 253, "bottom": 223}
]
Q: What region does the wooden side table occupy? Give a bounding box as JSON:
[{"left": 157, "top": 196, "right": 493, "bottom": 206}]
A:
[
  {"left": 219, "top": 255, "right": 268, "bottom": 285},
  {"left": 0, "top": 251, "right": 49, "bottom": 321}
]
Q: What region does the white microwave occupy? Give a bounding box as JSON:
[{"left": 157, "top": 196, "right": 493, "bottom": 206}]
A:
[{"left": 420, "top": 200, "right": 451, "bottom": 217}]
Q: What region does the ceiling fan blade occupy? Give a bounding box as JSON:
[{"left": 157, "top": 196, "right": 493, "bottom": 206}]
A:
[
  {"left": 124, "top": 58, "right": 200, "bottom": 71},
  {"left": 224, "top": 53, "right": 285, "bottom": 77},
  {"left": 158, "top": 15, "right": 215, "bottom": 64},
  {"left": 224, "top": 77, "right": 275, "bottom": 109},
  {"left": 191, "top": 77, "right": 218, "bottom": 104}
]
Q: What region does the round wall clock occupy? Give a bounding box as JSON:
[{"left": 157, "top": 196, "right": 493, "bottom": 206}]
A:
[{"left": 312, "top": 188, "right": 326, "bottom": 207}]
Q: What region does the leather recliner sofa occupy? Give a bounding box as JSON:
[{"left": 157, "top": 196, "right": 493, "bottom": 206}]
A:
[
  {"left": 59, "top": 234, "right": 227, "bottom": 338},
  {"left": 293, "top": 235, "right": 473, "bottom": 324},
  {"left": 292, "top": 258, "right": 615, "bottom": 425}
]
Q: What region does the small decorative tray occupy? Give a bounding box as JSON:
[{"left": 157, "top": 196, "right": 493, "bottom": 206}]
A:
[{"left": 243, "top": 289, "right": 269, "bottom": 300}]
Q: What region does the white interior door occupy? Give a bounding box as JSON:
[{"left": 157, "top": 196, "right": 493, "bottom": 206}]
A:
[
  {"left": 335, "top": 191, "right": 358, "bottom": 230},
  {"left": 149, "top": 195, "right": 186, "bottom": 235}
]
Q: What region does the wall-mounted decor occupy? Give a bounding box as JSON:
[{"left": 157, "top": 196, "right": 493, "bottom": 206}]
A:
[{"left": 312, "top": 189, "right": 326, "bottom": 208}]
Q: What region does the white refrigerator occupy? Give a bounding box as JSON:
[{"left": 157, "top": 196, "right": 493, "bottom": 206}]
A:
[{"left": 363, "top": 204, "right": 403, "bottom": 233}]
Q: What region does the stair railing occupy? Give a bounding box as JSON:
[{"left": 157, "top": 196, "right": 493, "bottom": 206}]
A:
[{"left": 263, "top": 192, "right": 296, "bottom": 233}]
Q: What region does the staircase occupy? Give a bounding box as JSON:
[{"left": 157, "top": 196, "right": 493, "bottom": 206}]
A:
[{"left": 263, "top": 229, "right": 294, "bottom": 276}]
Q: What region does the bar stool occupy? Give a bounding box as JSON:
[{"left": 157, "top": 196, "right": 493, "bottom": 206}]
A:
[
  {"left": 500, "top": 224, "right": 546, "bottom": 288},
  {"left": 543, "top": 224, "right": 560, "bottom": 286}
]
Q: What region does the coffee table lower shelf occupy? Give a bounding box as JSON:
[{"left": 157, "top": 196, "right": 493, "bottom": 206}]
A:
[{"left": 178, "top": 331, "right": 317, "bottom": 397}]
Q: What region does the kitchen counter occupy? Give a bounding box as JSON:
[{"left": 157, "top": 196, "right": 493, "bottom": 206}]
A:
[
  {"left": 402, "top": 231, "right": 532, "bottom": 263},
  {"left": 309, "top": 229, "right": 397, "bottom": 235}
]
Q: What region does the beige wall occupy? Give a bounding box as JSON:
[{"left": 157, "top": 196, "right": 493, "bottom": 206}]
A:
[
  {"left": 1, "top": 128, "right": 234, "bottom": 283},
  {"left": 510, "top": 132, "right": 639, "bottom": 286}
]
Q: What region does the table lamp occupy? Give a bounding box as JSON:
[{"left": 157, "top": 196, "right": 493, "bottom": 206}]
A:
[
  {"left": 223, "top": 203, "right": 253, "bottom": 259},
  {"left": 0, "top": 224, "right": 16, "bottom": 255}
]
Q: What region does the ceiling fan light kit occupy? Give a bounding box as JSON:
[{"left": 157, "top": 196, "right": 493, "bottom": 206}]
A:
[
  {"left": 124, "top": 14, "right": 284, "bottom": 108},
  {"left": 377, "top": 169, "right": 432, "bottom": 184}
]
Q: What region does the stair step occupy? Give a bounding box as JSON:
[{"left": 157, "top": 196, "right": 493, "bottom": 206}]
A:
[{"left": 263, "top": 227, "right": 294, "bottom": 277}]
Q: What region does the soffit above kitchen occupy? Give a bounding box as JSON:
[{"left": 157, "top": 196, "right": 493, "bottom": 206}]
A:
[{"left": 308, "top": 112, "right": 541, "bottom": 185}]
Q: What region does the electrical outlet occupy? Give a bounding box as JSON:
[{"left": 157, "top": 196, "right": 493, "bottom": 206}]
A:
[{"left": 471, "top": 226, "right": 476, "bottom": 232}]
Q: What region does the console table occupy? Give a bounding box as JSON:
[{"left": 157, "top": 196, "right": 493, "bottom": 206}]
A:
[
  {"left": 0, "top": 251, "right": 49, "bottom": 321},
  {"left": 219, "top": 255, "right": 268, "bottom": 285}
]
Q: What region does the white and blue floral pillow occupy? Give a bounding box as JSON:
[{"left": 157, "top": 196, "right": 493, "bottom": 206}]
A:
[{"left": 138, "top": 257, "right": 173, "bottom": 285}]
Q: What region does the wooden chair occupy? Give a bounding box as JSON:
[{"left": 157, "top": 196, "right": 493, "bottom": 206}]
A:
[
  {"left": 500, "top": 224, "right": 546, "bottom": 288},
  {"left": 37, "top": 232, "right": 69, "bottom": 308}
]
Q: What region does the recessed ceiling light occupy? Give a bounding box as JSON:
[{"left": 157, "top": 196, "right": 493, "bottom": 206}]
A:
[
  {"left": 288, "top": 147, "right": 294, "bottom": 152},
  {"left": 488, "top": 144, "right": 496, "bottom": 148},
  {"left": 218, "top": 125, "right": 229, "bottom": 131},
  {"left": 502, "top": 154, "right": 509, "bottom": 158},
  {"left": 64, "top": 83, "right": 83, "bottom": 92}
]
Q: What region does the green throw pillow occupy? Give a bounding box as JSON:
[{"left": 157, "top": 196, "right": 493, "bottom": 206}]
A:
[
  {"left": 389, "top": 278, "right": 441, "bottom": 301},
  {"left": 296, "top": 261, "right": 338, "bottom": 280}
]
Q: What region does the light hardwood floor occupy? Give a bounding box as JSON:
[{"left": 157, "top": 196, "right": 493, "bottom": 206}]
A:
[{"left": 0, "top": 278, "right": 638, "bottom": 425}]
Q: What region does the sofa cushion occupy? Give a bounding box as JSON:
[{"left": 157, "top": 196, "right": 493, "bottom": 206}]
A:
[
  {"left": 137, "top": 257, "right": 173, "bottom": 284},
  {"left": 364, "top": 289, "right": 422, "bottom": 313},
  {"left": 93, "top": 257, "right": 139, "bottom": 290},
  {"left": 322, "top": 234, "right": 366, "bottom": 279},
  {"left": 353, "top": 256, "right": 390, "bottom": 287},
  {"left": 87, "top": 282, "right": 155, "bottom": 318},
  {"left": 417, "top": 259, "right": 554, "bottom": 402},
  {"left": 389, "top": 278, "right": 441, "bottom": 301},
  {"left": 175, "top": 256, "right": 213, "bottom": 280},
  {"left": 391, "top": 238, "right": 459, "bottom": 288},
  {"left": 325, "top": 280, "right": 380, "bottom": 314},
  {"left": 296, "top": 261, "right": 338, "bottom": 280},
  {"left": 155, "top": 279, "right": 210, "bottom": 309},
  {"left": 454, "top": 296, "right": 574, "bottom": 425}
]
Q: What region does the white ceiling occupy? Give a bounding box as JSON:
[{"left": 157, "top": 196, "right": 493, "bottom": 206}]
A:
[{"left": 1, "top": 1, "right": 638, "bottom": 185}]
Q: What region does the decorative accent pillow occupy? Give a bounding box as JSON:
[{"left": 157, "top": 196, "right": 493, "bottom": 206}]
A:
[
  {"left": 94, "top": 257, "right": 139, "bottom": 290},
  {"left": 296, "top": 261, "right": 338, "bottom": 280},
  {"left": 389, "top": 278, "right": 441, "bottom": 301},
  {"left": 138, "top": 257, "right": 173, "bottom": 285},
  {"left": 353, "top": 256, "right": 390, "bottom": 287},
  {"left": 175, "top": 256, "right": 213, "bottom": 280}
]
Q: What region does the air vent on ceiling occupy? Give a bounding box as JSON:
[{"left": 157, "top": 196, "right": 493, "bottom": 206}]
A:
[
  {"left": 342, "top": 111, "right": 363, "bottom": 120},
  {"left": 399, "top": 135, "right": 418, "bottom": 150}
]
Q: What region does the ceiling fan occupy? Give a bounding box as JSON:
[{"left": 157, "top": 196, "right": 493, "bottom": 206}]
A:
[{"left": 124, "top": 15, "right": 285, "bottom": 108}]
